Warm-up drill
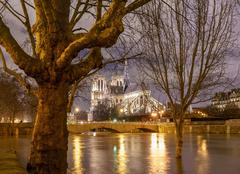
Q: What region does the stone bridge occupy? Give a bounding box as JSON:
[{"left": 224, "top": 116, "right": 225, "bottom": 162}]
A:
[{"left": 68, "top": 122, "right": 172, "bottom": 133}]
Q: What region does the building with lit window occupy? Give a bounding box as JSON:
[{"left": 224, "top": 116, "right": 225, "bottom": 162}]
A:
[{"left": 211, "top": 89, "right": 240, "bottom": 110}]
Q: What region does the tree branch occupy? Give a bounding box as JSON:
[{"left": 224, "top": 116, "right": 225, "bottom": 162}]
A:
[
  {"left": 125, "top": 0, "right": 152, "bottom": 14},
  {"left": 70, "top": 0, "right": 90, "bottom": 29},
  {"left": 56, "top": 0, "right": 127, "bottom": 69},
  {"left": 64, "top": 48, "right": 103, "bottom": 82},
  {"left": 20, "top": 0, "right": 36, "bottom": 57},
  {"left": 0, "top": 17, "right": 43, "bottom": 76},
  {"left": 0, "top": 48, "right": 31, "bottom": 91}
]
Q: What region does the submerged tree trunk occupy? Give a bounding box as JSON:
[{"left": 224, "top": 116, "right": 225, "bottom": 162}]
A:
[
  {"left": 27, "top": 83, "right": 69, "bottom": 174},
  {"left": 175, "top": 119, "right": 184, "bottom": 159}
]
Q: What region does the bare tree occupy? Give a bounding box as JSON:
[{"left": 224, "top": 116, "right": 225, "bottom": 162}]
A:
[
  {"left": 135, "top": 0, "right": 234, "bottom": 158},
  {"left": 0, "top": 70, "right": 36, "bottom": 133},
  {"left": 0, "top": 0, "right": 154, "bottom": 173}
]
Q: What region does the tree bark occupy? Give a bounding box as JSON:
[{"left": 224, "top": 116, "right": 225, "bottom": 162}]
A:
[
  {"left": 27, "top": 83, "right": 69, "bottom": 174},
  {"left": 175, "top": 120, "right": 183, "bottom": 159}
]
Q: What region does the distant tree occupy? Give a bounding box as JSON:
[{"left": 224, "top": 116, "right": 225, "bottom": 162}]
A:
[
  {"left": 136, "top": 0, "right": 234, "bottom": 158},
  {"left": 92, "top": 99, "right": 120, "bottom": 121},
  {"left": 0, "top": 70, "right": 37, "bottom": 124},
  {"left": 75, "top": 110, "right": 88, "bottom": 121},
  {"left": 0, "top": 70, "right": 24, "bottom": 124},
  {"left": 93, "top": 100, "right": 111, "bottom": 121},
  {"left": 22, "top": 92, "right": 38, "bottom": 122},
  {"left": 109, "top": 105, "right": 120, "bottom": 120}
]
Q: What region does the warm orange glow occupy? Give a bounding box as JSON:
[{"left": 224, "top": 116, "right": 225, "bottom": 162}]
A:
[
  {"left": 150, "top": 134, "right": 169, "bottom": 173},
  {"left": 118, "top": 135, "right": 127, "bottom": 174},
  {"left": 75, "top": 107, "right": 80, "bottom": 112},
  {"left": 120, "top": 109, "right": 124, "bottom": 113},
  {"left": 197, "top": 136, "right": 209, "bottom": 173},
  {"left": 73, "top": 136, "right": 83, "bottom": 174},
  {"left": 151, "top": 112, "right": 158, "bottom": 117}
]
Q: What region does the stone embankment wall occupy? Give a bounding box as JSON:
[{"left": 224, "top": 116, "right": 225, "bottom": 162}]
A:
[
  {"left": 1, "top": 120, "right": 240, "bottom": 135},
  {"left": 0, "top": 123, "right": 33, "bottom": 136},
  {"left": 68, "top": 120, "right": 240, "bottom": 134},
  {"left": 158, "top": 120, "right": 240, "bottom": 134}
]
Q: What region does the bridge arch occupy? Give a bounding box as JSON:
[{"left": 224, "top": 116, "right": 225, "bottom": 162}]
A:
[
  {"left": 90, "top": 127, "right": 120, "bottom": 133},
  {"left": 130, "top": 127, "right": 157, "bottom": 133}
]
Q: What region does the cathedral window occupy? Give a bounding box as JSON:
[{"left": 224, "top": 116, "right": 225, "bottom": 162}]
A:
[
  {"left": 140, "top": 96, "right": 143, "bottom": 105},
  {"left": 101, "top": 80, "right": 103, "bottom": 91},
  {"left": 98, "top": 80, "right": 100, "bottom": 91}
]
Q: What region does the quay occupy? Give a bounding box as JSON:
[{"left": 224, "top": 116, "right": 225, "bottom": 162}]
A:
[{"left": 0, "top": 151, "right": 27, "bottom": 174}]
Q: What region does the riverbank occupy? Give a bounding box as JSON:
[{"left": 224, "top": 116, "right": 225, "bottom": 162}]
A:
[
  {"left": 0, "top": 123, "right": 32, "bottom": 136},
  {"left": 1, "top": 120, "right": 240, "bottom": 135},
  {"left": 0, "top": 151, "right": 27, "bottom": 174},
  {"left": 68, "top": 120, "right": 240, "bottom": 134}
]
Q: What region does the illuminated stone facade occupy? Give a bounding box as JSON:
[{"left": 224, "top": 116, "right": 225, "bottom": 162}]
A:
[
  {"left": 211, "top": 89, "right": 240, "bottom": 110},
  {"left": 88, "top": 73, "right": 165, "bottom": 121}
]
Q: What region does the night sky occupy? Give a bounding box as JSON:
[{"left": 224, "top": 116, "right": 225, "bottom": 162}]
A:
[{"left": 0, "top": 1, "right": 240, "bottom": 111}]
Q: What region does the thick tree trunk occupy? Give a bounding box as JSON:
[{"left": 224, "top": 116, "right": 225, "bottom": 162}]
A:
[
  {"left": 27, "top": 83, "right": 69, "bottom": 174},
  {"left": 175, "top": 120, "right": 183, "bottom": 159}
]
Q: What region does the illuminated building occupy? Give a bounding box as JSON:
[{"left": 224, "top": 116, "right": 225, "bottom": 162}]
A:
[
  {"left": 88, "top": 62, "right": 165, "bottom": 121},
  {"left": 211, "top": 89, "right": 240, "bottom": 110}
]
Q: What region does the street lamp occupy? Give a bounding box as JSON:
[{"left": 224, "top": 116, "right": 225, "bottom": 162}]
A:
[
  {"left": 158, "top": 110, "right": 164, "bottom": 118},
  {"left": 151, "top": 112, "right": 158, "bottom": 117},
  {"left": 74, "top": 107, "right": 80, "bottom": 123},
  {"left": 75, "top": 107, "right": 80, "bottom": 113}
]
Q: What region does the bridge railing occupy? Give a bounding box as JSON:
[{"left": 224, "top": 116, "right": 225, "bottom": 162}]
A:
[{"left": 68, "top": 121, "right": 173, "bottom": 125}]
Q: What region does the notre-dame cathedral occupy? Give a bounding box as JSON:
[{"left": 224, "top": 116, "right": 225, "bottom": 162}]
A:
[{"left": 88, "top": 63, "right": 164, "bottom": 121}]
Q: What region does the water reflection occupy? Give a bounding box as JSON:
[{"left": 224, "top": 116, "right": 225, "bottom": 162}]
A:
[
  {"left": 72, "top": 136, "right": 83, "bottom": 174},
  {"left": 149, "top": 133, "right": 169, "bottom": 173},
  {"left": 117, "top": 135, "right": 127, "bottom": 174},
  {"left": 1, "top": 134, "right": 240, "bottom": 174},
  {"left": 197, "top": 136, "right": 209, "bottom": 174},
  {"left": 176, "top": 158, "right": 184, "bottom": 174}
]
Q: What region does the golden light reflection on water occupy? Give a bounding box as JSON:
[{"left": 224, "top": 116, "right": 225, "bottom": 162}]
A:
[
  {"left": 73, "top": 136, "right": 83, "bottom": 174},
  {"left": 117, "top": 134, "right": 127, "bottom": 174},
  {"left": 149, "top": 134, "right": 169, "bottom": 173},
  {"left": 197, "top": 136, "right": 209, "bottom": 174},
  {"left": 197, "top": 136, "right": 208, "bottom": 157}
]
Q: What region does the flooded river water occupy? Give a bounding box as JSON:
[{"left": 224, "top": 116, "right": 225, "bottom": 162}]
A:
[{"left": 0, "top": 133, "right": 240, "bottom": 174}]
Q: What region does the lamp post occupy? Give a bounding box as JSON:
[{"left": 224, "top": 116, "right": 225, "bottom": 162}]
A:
[{"left": 74, "top": 107, "right": 80, "bottom": 122}]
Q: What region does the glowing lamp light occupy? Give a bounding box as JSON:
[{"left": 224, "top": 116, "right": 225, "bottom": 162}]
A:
[
  {"left": 75, "top": 108, "right": 80, "bottom": 112},
  {"left": 120, "top": 109, "right": 124, "bottom": 113},
  {"left": 151, "top": 112, "right": 157, "bottom": 117},
  {"left": 158, "top": 110, "right": 164, "bottom": 114},
  {"left": 113, "top": 145, "right": 117, "bottom": 153}
]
